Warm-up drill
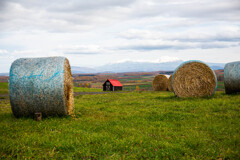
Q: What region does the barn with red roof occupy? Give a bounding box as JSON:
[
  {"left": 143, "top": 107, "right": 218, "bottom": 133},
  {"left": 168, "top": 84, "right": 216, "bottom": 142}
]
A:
[{"left": 103, "top": 79, "right": 123, "bottom": 91}]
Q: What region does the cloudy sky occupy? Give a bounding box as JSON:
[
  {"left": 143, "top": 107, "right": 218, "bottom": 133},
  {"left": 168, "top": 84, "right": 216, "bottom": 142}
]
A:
[{"left": 0, "top": 0, "right": 239, "bottom": 72}]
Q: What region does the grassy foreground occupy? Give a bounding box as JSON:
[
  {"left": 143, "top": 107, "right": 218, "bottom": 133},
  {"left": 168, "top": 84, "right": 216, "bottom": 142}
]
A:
[
  {"left": 0, "top": 89, "right": 240, "bottom": 159},
  {"left": 73, "top": 87, "right": 102, "bottom": 92},
  {"left": 0, "top": 82, "right": 8, "bottom": 94}
]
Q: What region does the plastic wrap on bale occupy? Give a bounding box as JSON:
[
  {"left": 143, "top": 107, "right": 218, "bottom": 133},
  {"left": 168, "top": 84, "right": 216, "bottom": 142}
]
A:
[
  {"left": 171, "top": 60, "right": 217, "bottom": 98},
  {"left": 224, "top": 61, "right": 240, "bottom": 94},
  {"left": 9, "top": 57, "right": 74, "bottom": 117}
]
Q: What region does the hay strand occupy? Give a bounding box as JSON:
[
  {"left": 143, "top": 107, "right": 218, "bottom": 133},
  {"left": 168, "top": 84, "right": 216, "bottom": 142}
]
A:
[
  {"left": 224, "top": 61, "right": 240, "bottom": 94},
  {"left": 9, "top": 57, "right": 74, "bottom": 117},
  {"left": 64, "top": 59, "right": 74, "bottom": 115},
  {"left": 167, "top": 75, "right": 173, "bottom": 92},
  {"left": 152, "top": 75, "right": 168, "bottom": 91},
  {"left": 172, "top": 60, "right": 217, "bottom": 98}
]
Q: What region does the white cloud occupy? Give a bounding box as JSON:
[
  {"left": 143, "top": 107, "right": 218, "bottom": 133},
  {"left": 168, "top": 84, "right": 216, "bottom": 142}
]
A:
[
  {"left": 56, "top": 45, "right": 103, "bottom": 55},
  {"left": 115, "top": 56, "right": 181, "bottom": 63},
  {"left": 0, "top": 49, "right": 8, "bottom": 54},
  {"left": 1, "top": 0, "right": 239, "bottom": 32},
  {"left": 120, "top": 26, "right": 240, "bottom": 42},
  {"left": 0, "top": 0, "right": 240, "bottom": 72},
  {"left": 129, "top": 0, "right": 240, "bottom": 21},
  {"left": 10, "top": 50, "right": 63, "bottom": 57}
]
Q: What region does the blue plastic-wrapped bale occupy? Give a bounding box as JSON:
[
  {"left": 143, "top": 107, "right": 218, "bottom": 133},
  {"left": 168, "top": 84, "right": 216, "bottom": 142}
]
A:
[
  {"left": 224, "top": 61, "right": 240, "bottom": 94},
  {"left": 171, "top": 60, "right": 217, "bottom": 98},
  {"left": 9, "top": 57, "right": 74, "bottom": 117}
]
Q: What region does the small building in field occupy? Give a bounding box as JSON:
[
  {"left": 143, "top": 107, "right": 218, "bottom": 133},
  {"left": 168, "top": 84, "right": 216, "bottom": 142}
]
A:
[{"left": 103, "top": 79, "right": 123, "bottom": 91}]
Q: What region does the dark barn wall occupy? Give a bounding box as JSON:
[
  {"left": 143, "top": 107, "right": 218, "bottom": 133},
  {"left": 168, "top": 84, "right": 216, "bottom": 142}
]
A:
[
  {"left": 103, "top": 80, "right": 122, "bottom": 91},
  {"left": 103, "top": 80, "right": 113, "bottom": 91},
  {"left": 114, "top": 86, "right": 122, "bottom": 91}
]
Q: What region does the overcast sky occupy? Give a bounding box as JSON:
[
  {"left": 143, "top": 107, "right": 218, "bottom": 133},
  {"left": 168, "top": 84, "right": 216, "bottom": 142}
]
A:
[{"left": 0, "top": 0, "right": 240, "bottom": 72}]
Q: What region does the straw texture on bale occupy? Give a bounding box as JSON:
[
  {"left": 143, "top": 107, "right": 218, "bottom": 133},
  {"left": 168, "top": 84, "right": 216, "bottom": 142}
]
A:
[
  {"left": 167, "top": 75, "right": 173, "bottom": 92},
  {"left": 172, "top": 60, "right": 217, "bottom": 98},
  {"left": 152, "top": 75, "right": 168, "bottom": 91},
  {"left": 9, "top": 57, "right": 74, "bottom": 117},
  {"left": 224, "top": 61, "right": 240, "bottom": 94}
]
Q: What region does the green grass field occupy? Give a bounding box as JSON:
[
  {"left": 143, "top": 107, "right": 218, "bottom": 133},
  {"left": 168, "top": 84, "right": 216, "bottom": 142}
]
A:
[
  {"left": 73, "top": 87, "right": 102, "bottom": 92},
  {"left": 217, "top": 81, "right": 224, "bottom": 90},
  {"left": 123, "top": 83, "right": 153, "bottom": 91},
  {"left": 0, "top": 83, "right": 239, "bottom": 159},
  {"left": 122, "top": 81, "right": 225, "bottom": 91},
  {"left": 0, "top": 82, "right": 8, "bottom": 94}
]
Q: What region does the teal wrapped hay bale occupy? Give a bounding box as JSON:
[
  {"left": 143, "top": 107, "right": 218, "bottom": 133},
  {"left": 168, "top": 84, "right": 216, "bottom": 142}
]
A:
[
  {"left": 224, "top": 61, "right": 240, "bottom": 94},
  {"left": 171, "top": 60, "right": 217, "bottom": 98},
  {"left": 9, "top": 57, "right": 74, "bottom": 117}
]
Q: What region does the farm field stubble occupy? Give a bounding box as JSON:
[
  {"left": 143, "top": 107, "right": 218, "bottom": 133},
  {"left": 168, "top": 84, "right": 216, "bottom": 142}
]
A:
[
  {"left": 0, "top": 82, "right": 8, "bottom": 94},
  {"left": 0, "top": 83, "right": 239, "bottom": 159}
]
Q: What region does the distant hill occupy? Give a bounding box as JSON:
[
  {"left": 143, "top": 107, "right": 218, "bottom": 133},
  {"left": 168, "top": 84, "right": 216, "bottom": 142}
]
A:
[
  {"left": 0, "top": 73, "right": 9, "bottom": 76},
  {"left": 0, "top": 61, "right": 226, "bottom": 74},
  {"left": 71, "top": 66, "right": 99, "bottom": 74},
  {"left": 94, "top": 61, "right": 225, "bottom": 73},
  {"left": 207, "top": 63, "right": 225, "bottom": 70},
  {"left": 97, "top": 60, "right": 184, "bottom": 73}
]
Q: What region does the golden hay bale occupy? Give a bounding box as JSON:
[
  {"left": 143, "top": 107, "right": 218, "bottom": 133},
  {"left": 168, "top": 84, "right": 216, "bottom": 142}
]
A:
[
  {"left": 167, "top": 75, "right": 173, "bottom": 92},
  {"left": 224, "top": 61, "right": 240, "bottom": 94},
  {"left": 172, "top": 61, "right": 217, "bottom": 98},
  {"left": 64, "top": 58, "right": 74, "bottom": 115},
  {"left": 9, "top": 57, "right": 74, "bottom": 117},
  {"left": 152, "top": 75, "right": 168, "bottom": 91}
]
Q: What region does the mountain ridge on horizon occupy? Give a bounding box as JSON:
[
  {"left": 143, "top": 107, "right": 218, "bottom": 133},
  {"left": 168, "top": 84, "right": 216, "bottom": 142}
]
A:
[
  {"left": 71, "top": 60, "right": 225, "bottom": 74},
  {"left": 0, "top": 60, "right": 226, "bottom": 75}
]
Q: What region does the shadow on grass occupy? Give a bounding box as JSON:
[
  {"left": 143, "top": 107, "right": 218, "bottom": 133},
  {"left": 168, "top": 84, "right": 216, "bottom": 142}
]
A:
[
  {"left": 154, "top": 96, "right": 176, "bottom": 101},
  {"left": 213, "top": 91, "right": 240, "bottom": 98},
  {"left": 7, "top": 114, "right": 73, "bottom": 122},
  {"left": 154, "top": 95, "right": 216, "bottom": 102},
  {"left": 0, "top": 113, "right": 13, "bottom": 121}
]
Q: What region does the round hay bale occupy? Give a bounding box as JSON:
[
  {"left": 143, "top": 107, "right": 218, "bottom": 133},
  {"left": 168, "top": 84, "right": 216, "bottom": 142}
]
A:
[
  {"left": 152, "top": 75, "right": 168, "bottom": 91},
  {"left": 224, "top": 61, "right": 240, "bottom": 94},
  {"left": 167, "top": 75, "right": 173, "bottom": 92},
  {"left": 9, "top": 57, "right": 74, "bottom": 117},
  {"left": 171, "top": 60, "right": 217, "bottom": 98}
]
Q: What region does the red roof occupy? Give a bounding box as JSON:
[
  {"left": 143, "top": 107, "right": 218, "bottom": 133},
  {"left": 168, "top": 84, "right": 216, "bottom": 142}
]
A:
[{"left": 104, "top": 79, "right": 123, "bottom": 87}]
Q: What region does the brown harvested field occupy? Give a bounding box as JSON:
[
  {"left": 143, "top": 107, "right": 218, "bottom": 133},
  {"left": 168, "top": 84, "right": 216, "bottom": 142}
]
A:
[
  {"left": 0, "top": 69, "right": 224, "bottom": 91},
  {"left": 0, "top": 76, "right": 8, "bottom": 83},
  {"left": 72, "top": 72, "right": 158, "bottom": 90}
]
